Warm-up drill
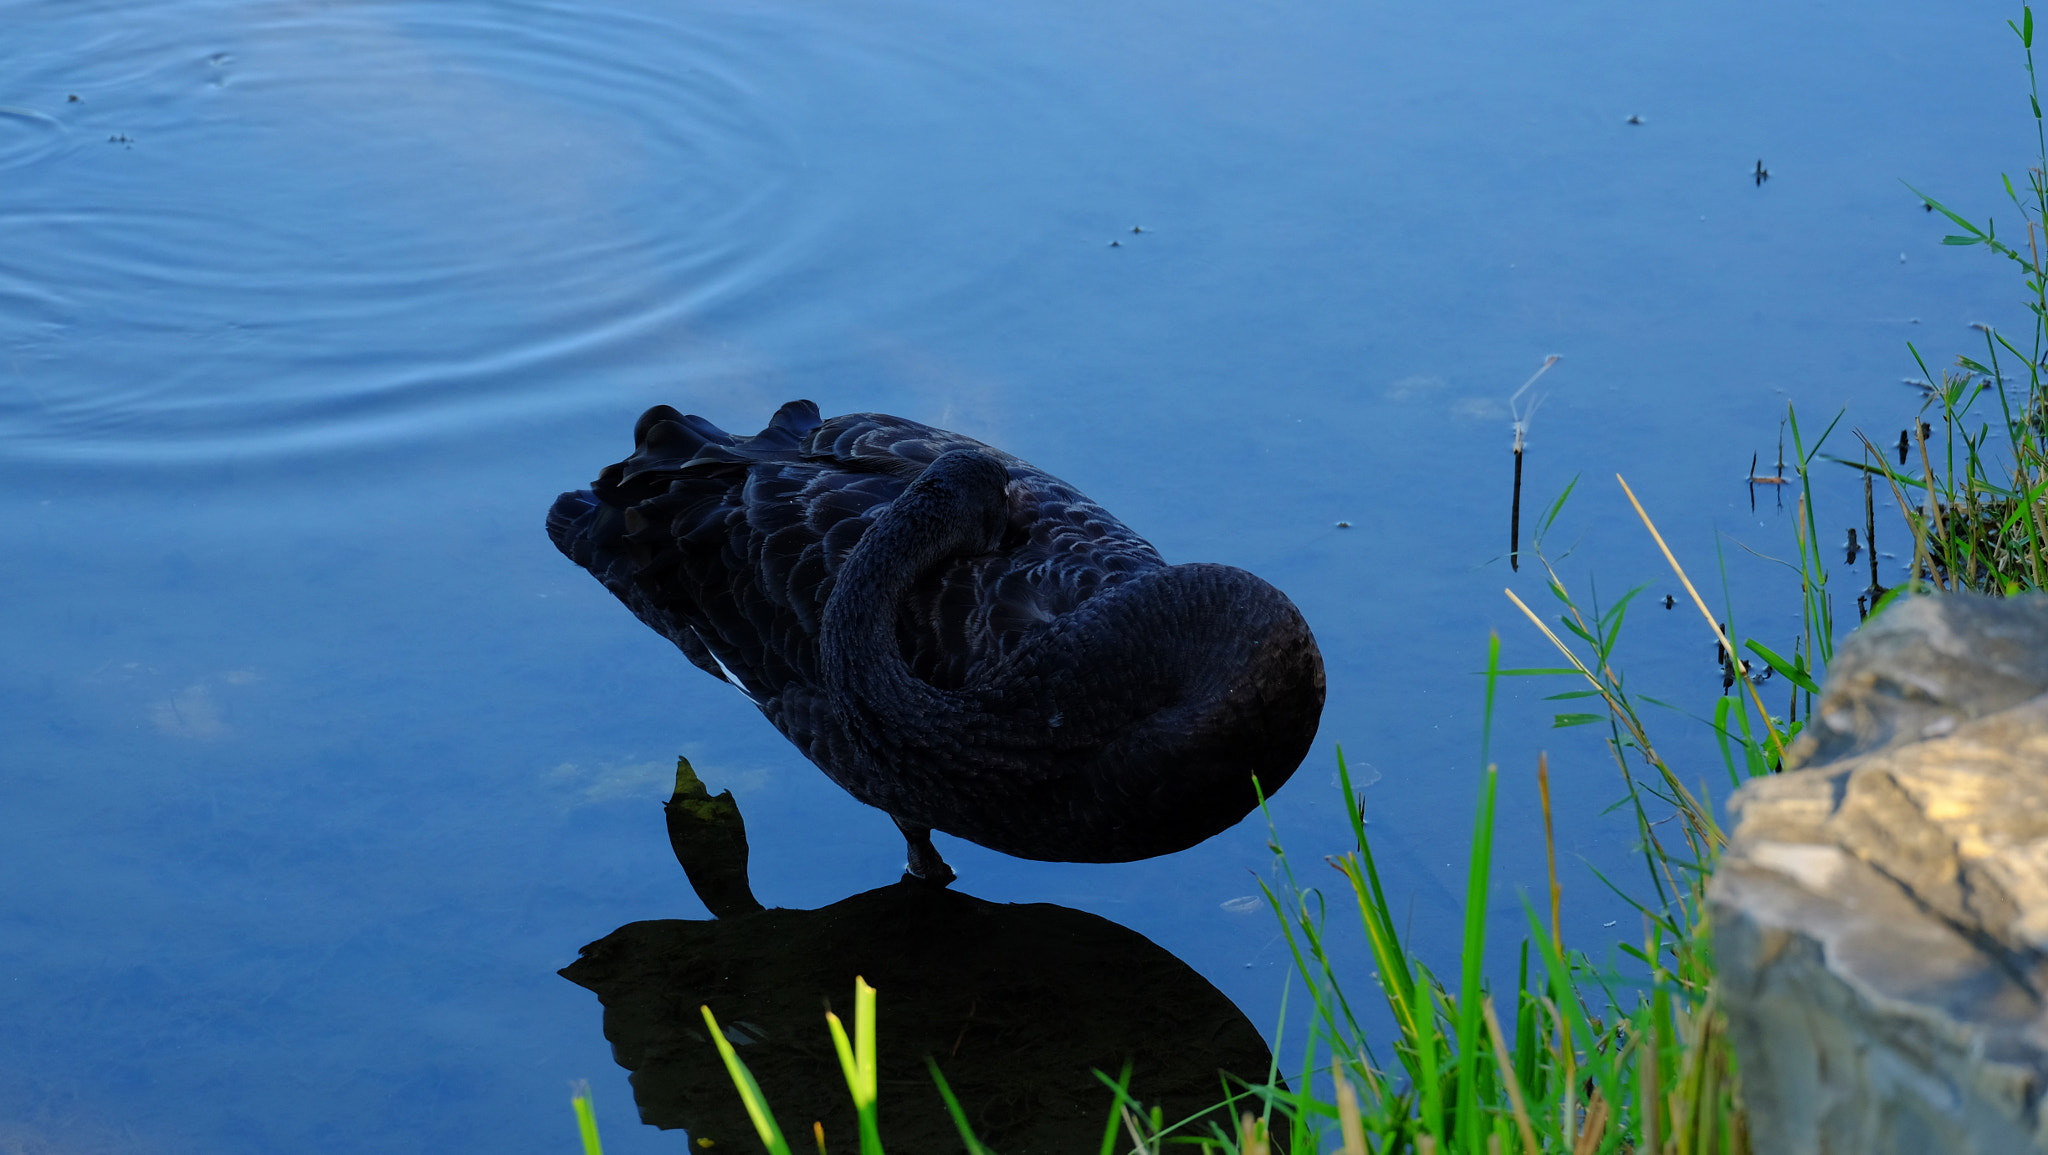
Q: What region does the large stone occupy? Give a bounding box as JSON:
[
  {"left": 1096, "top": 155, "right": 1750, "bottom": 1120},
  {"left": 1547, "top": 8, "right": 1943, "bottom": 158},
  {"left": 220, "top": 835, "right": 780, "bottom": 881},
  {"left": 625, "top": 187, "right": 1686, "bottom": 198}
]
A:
[{"left": 1710, "top": 594, "right": 2048, "bottom": 1154}]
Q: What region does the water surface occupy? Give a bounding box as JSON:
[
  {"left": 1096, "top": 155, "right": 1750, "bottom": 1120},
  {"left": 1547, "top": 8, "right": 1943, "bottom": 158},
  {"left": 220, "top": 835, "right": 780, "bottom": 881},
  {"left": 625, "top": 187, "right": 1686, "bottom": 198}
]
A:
[{"left": 1, "top": 0, "right": 2021, "bottom": 1149}]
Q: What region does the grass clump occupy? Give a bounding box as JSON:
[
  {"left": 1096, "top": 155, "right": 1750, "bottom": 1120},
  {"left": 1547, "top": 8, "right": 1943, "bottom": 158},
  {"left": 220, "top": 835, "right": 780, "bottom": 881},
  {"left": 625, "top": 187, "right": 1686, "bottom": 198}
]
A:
[
  {"left": 1849, "top": 5, "right": 2048, "bottom": 595},
  {"left": 1239, "top": 486, "right": 1769, "bottom": 1155}
]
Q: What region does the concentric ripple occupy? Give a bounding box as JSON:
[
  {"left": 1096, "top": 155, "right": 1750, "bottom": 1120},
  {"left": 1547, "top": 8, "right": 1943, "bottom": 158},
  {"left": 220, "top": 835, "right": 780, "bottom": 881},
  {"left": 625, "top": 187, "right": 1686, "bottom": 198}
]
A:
[{"left": 0, "top": 0, "right": 825, "bottom": 465}]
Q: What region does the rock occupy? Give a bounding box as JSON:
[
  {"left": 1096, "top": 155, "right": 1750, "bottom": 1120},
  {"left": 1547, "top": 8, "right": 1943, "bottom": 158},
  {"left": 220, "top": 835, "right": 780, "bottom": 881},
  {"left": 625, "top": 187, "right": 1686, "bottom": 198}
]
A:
[{"left": 1710, "top": 593, "right": 2048, "bottom": 1153}]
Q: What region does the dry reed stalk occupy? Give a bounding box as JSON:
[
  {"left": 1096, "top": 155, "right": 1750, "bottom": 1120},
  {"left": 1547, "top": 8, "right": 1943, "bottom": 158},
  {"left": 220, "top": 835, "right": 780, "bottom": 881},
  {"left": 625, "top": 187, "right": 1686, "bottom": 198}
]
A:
[
  {"left": 1482, "top": 995, "right": 1540, "bottom": 1155},
  {"left": 1330, "top": 1059, "right": 1367, "bottom": 1155},
  {"left": 1614, "top": 474, "right": 1787, "bottom": 768}
]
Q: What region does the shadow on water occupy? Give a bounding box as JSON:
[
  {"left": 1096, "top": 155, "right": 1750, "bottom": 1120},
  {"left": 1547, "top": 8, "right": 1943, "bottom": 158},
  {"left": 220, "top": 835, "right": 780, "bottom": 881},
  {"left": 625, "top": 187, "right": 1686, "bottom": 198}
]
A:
[{"left": 561, "top": 759, "right": 1278, "bottom": 1152}]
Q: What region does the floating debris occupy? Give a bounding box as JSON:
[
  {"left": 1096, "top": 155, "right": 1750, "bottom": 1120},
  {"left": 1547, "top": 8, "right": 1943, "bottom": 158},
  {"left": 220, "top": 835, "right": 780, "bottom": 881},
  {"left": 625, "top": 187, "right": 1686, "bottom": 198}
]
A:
[{"left": 1748, "top": 427, "right": 1790, "bottom": 510}]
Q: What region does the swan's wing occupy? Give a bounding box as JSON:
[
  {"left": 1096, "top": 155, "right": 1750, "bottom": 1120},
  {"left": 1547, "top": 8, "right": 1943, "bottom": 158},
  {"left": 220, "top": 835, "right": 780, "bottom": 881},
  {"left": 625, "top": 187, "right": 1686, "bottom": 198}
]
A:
[
  {"left": 803, "top": 410, "right": 1014, "bottom": 477},
  {"left": 548, "top": 402, "right": 1167, "bottom": 710},
  {"left": 797, "top": 412, "right": 1169, "bottom": 690}
]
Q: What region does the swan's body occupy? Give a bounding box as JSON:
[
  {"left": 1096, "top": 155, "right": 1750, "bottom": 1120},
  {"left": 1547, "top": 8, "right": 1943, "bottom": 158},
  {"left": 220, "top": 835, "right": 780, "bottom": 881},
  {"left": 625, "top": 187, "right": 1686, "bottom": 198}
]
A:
[{"left": 548, "top": 401, "right": 1324, "bottom": 874}]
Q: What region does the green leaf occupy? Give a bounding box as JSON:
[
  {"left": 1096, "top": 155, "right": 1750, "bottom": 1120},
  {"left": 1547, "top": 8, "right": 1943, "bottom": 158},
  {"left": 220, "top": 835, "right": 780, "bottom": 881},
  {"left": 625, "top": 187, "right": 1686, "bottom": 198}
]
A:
[
  {"left": 1743, "top": 639, "right": 1821, "bottom": 694},
  {"left": 1905, "top": 183, "right": 1987, "bottom": 235},
  {"left": 1542, "top": 689, "right": 1604, "bottom": 700},
  {"left": 702, "top": 1006, "right": 795, "bottom": 1155},
  {"left": 927, "top": 1061, "right": 994, "bottom": 1155},
  {"left": 1945, "top": 234, "right": 1984, "bottom": 245},
  {"left": 1552, "top": 712, "right": 1606, "bottom": 728},
  {"left": 1999, "top": 475, "right": 2048, "bottom": 532},
  {"left": 1535, "top": 474, "right": 1581, "bottom": 540},
  {"left": 571, "top": 1082, "right": 605, "bottom": 1155}
]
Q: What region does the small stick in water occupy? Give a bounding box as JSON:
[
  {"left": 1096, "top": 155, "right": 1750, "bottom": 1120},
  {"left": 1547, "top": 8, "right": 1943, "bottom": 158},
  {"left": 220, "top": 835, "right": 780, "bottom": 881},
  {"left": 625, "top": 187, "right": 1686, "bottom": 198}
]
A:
[
  {"left": 1744, "top": 422, "right": 1792, "bottom": 507},
  {"left": 1511, "top": 438, "right": 1524, "bottom": 571},
  {"left": 1508, "top": 355, "right": 1562, "bottom": 571}
]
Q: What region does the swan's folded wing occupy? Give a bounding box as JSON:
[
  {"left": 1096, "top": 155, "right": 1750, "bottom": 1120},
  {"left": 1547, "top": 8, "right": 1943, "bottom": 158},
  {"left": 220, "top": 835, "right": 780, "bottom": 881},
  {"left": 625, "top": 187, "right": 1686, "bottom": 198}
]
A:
[
  {"left": 802, "top": 410, "right": 1014, "bottom": 478},
  {"left": 554, "top": 401, "right": 1167, "bottom": 702}
]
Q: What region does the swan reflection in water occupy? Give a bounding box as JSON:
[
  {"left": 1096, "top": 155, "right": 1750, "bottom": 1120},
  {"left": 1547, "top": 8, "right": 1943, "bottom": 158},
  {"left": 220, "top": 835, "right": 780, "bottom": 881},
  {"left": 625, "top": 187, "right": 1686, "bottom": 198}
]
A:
[
  {"left": 548, "top": 402, "right": 1324, "bottom": 881},
  {"left": 561, "top": 760, "right": 1279, "bottom": 1153}
]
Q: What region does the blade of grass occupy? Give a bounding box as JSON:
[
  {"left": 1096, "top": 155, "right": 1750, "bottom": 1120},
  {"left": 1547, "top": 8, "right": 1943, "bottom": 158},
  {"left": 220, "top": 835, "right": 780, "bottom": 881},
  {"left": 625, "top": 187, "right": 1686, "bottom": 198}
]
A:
[
  {"left": 702, "top": 1004, "right": 796, "bottom": 1155},
  {"left": 926, "top": 1060, "right": 994, "bottom": 1155},
  {"left": 570, "top": 1080, "right": 604, "bottom": 1155},
  {"left": 824, "top": 978, "right": 882, "bottom": 1155},
  {"left": 1455, "top": 637, "right": 1505, "bottom": 1145}
]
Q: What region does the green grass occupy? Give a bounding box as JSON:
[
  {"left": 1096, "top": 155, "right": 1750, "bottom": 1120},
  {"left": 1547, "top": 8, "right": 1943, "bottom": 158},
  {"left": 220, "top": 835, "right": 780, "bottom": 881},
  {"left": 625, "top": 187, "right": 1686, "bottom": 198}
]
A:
[
  {"left": 1836, "top": 5, "right": 2048, "bottom": 596},
  {"left": 1231, "top": 484, "right": 1765, "bottom": 1155}
]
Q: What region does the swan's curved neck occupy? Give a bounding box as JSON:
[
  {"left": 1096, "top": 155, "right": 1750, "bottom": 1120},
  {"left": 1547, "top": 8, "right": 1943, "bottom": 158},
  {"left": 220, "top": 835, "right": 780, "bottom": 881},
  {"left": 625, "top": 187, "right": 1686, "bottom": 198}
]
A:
[{"left": 820, "top": 449, "right": 1010, "bottom": 732}]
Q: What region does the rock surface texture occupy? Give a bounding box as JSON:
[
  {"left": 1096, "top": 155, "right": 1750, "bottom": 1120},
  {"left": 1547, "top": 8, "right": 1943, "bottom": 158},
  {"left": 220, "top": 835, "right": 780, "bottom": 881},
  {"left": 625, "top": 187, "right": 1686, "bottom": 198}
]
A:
[{"left": 1710, "top": 593, "right": 2048, "bottom": 1153}]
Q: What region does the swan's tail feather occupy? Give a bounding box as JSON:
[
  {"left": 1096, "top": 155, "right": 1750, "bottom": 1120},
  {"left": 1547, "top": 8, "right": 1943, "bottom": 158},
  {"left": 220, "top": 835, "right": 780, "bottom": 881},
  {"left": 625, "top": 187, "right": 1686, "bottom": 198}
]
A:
[
  {"left": 759, "top": 399, "right": 823, "bottom": 447},
  {"left": 594, "top": 400, "right": 824, "bottom": 507},
  {"left": 546, "top": 489, "right": 616, "bottom": 573}
]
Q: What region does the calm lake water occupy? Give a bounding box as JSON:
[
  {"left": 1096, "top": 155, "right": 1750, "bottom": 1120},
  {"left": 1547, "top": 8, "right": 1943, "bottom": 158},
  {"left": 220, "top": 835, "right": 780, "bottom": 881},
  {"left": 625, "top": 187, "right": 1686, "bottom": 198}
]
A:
[{"left": 1, "top": 0, "right": 2022, "bottom": 1149}]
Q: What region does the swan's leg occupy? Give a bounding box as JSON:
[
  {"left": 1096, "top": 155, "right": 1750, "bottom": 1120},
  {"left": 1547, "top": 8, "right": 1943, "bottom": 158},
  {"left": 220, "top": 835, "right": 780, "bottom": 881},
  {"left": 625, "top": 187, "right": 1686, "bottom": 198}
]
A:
[{"left": 893, "top": 816, "right": 956, "bottom": 886}]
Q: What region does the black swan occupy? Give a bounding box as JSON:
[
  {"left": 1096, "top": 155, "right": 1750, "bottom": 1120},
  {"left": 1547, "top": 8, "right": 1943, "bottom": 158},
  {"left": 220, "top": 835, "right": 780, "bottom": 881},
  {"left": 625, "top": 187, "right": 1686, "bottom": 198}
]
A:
[{"left": 546, "top": 401, "right": 1324, "bottom": 880}]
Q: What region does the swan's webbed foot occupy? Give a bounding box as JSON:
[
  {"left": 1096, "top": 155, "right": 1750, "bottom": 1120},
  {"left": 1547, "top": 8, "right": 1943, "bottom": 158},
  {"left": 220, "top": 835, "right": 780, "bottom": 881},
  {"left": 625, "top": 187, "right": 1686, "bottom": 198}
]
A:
[{"left": 893, "top": 816, "right": 956, "bottom": 887}]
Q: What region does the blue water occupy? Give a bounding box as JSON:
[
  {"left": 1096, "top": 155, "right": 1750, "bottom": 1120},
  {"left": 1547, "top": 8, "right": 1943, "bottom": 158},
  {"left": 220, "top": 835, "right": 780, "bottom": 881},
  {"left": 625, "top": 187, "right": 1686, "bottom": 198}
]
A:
[{"left": 1, "top": 0, "right": 2022, "bottom": 1148}]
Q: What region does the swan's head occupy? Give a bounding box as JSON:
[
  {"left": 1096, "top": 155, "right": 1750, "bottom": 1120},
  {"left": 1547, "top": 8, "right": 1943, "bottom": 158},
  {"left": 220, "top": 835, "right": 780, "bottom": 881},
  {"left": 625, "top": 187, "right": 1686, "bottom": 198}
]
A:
[
  {"left": 952, "top": 561, "right": 1325, "bottom": 862},
  {"left": 900, "top": 449, "right": 1010, "bottom": 558}
]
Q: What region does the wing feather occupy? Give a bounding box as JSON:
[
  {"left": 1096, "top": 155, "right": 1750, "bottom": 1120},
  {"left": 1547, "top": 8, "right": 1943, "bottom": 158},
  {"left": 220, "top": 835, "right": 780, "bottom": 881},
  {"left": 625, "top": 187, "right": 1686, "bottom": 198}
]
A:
[{"left": 549, "top": 402, "right": 1167, "bottom": 733}]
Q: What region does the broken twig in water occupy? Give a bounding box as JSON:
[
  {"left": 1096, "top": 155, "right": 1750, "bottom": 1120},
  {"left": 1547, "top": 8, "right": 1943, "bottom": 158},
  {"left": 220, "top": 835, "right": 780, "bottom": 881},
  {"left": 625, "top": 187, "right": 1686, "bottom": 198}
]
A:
[{"left": 1508, "top": 355, "right": 1561, "bottom": 571}]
